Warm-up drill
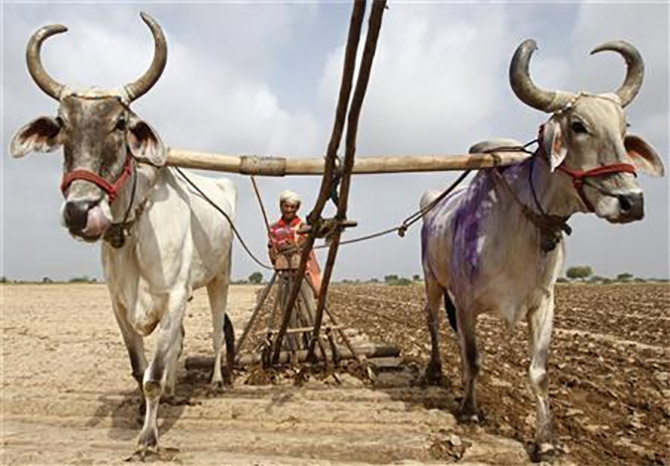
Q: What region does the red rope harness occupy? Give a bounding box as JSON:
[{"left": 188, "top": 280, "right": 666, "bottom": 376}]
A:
[
  {"left": 556, "top": 163, "right": 637, "bottom": 211},
  {"left": 60, "top": 156, "right": 134, "bottom": 202}
]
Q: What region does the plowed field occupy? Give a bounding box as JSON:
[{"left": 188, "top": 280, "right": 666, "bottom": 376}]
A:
[
  {"left": 2, "top": 283, "right": 668, "bottom": 465},
  {"left": 330, "top": 283, "right": 670, "bottom": 465}
]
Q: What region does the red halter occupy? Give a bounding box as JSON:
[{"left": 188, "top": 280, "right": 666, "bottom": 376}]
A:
[
  {"left": 537, "top": 124, "right": 637, "bottom": 212},
  {"left": 60, "top": 156, "right": 134, "bottom": 203},
  {"left": 556, "top": 163, "right": 637, "bottom": 212}
]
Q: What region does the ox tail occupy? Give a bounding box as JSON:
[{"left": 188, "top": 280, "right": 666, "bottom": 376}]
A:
[
  {"left": 223, "top": 314, "right": 235, "bottom": 370},
  {"left": 444, "top": 292, "right": 458, "bottom": 333}
]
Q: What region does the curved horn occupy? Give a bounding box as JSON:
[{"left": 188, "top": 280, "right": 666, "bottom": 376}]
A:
[
  {"left": 26, "top": 24, "right": 68, "bottom": 100},
  {"left": 509, "top": 39, "right": 571, "bottom": 113},
  {"left": 124, "top": 12, "right": 167, "bottom": 102},
  {"left": 591, "top": 41, "right": 644, "bottom": 107}
]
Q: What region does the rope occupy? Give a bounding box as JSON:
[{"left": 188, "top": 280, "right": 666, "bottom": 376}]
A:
[
  {"left": 173, "top": 167, "right": 274, "bottom": 270},
  {"left": 103, "top": 158, "right": 139, "bottom": 248},
  {"left": 488, "top": 141, "right": 572, "bottom": 252},
  {"left": 312, "top": 142, "right": 535, "bottom": 249},
  {"left": 250, "top": 176, "right": 272, "bottom": 237},
  {"left": 314, "top": 168, "right": 472, "bottom": 248}
]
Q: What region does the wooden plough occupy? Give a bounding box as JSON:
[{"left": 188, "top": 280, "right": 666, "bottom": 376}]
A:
[{"left": 183, "top": 0, "right": 531, "bottom": 374}]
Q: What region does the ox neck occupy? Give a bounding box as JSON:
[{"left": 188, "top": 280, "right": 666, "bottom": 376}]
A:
[
  {"left": 520, "top": 154, "right": 584, "bottom": 219},
  {"left": 110, "top": 161, "right": 160, "bottom": 224},
  {"left": 494, "top": 155, "right": 583, "bottom": 252}
]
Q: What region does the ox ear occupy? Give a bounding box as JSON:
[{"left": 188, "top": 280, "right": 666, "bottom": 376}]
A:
[
  {"left": 624, "top": 134, "right": 665, "bottom": 177},
  {"left": 126, "top": 116, "right": 167, "bottom": 167},
  {"left": 10, "top": 117, "right": 62, "bottom": 158},
  {"left": 541, "top": 120, "right": 568, "bottom": 172}
]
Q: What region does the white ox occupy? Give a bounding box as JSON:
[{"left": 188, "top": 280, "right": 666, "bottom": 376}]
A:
[
  {"left": 420, "top": 39, "right": 664, "bottom": 461},
  {"left": 10, "top": 13, "right": 236, "bottom": 455}
]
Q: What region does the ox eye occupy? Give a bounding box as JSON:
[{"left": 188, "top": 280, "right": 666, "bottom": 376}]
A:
[
  {"left": 570, "top": 121, "right": 588, "bottom": 134},
  {"left": 115, "top": 117, "right": 127, "bottom": 131}
]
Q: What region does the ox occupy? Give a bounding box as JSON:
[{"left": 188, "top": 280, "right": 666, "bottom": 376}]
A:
[
  {"left": 10, "top": 13, "right": 236, "bottom": 455},
  {"left": 420, "top": 39, "right": 664, "bottom": 460}
]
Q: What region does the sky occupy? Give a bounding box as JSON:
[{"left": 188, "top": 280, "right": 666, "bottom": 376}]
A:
[{"left": 2, "top": 1, "right": 668, "bottom": 282}]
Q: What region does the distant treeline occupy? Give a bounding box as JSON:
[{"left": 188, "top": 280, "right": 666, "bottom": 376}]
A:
[
  {"left": 0, "top": 276, "right": 101, "bottom": 284},
  {"left": 558, "top": 266, "right": 669, "bottom": 284},
  {"left": 1, "top": 271, "right": 667, "bottom": 286}
]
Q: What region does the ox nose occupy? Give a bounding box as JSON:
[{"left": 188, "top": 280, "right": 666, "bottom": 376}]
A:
[
  {"left": 618, "top": 193, "right": 644, "bottom": 219},
  {"left": 64, "top": 201, "right": 94, "bottom": 231}
]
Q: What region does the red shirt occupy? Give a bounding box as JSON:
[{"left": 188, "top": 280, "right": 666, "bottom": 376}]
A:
[{"left": 269, "top": 216, "right": 304, "bottom": 252}]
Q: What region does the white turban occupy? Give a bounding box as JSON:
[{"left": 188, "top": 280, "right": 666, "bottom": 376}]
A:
[{"left": 279, "top": 190, "right": 301, "bottom": 205}]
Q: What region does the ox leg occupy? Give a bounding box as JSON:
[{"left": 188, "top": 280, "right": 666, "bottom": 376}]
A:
[
  {"left": 424, "top": 275, "right": 445, "bottom": 384},
  {"left": 137, "top": 291, "right": 188, "bottom": 455},
  {"left": 457, "top": 308, "right": 480, "bottom": 422},
  {"left": 164, "top": 324, "right": 185, "bottom": 398},
  {"left": 528, "top": 298, "right": 556, "bottom": 460},
  {"left": 207, "top": 272, "right": 233, "bottom": 390},
  {"left": 112, "top": 301, "right": 148, "bottom": 417}
]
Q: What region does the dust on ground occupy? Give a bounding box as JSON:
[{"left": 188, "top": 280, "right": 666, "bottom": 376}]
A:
[{"left": 2, "top": 283, "right": 668, "bottom": 464}]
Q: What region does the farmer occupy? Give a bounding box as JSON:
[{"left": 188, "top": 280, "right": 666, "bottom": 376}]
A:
[{"left": 268, "top": 190, "right": 322, "bottom": 297}]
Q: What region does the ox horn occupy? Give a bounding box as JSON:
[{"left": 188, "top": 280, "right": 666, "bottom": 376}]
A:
[
  {"left": 26, "top": 24, "right": 68, "bottom": 100},
  {"left": 123, "top": 12, "right": 167, "bottom": 102},
  {"left": 509, "top": 39, "right": 571, "bottom": 113},
  {"left": 591, "top": 41, "right": 644, "bottom": 107}
]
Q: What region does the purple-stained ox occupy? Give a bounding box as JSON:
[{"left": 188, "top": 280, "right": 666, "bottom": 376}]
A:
[{"left": 420, "top": 39, "right": 664, "bottom": 461}]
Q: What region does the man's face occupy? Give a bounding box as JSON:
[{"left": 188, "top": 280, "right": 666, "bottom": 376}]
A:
[{"left": 281, "top": 201, "right": 299, "bottom": 221}]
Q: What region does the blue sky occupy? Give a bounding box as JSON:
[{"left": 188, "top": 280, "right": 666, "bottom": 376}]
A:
[{"left": 2, "top": 2, "right": 668, "bottom": 281}]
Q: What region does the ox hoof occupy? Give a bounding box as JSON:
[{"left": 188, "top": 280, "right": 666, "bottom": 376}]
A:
[
  {"left": 136, "top": 427, "right": 158, "bottom": 457},
  {"left": 530, "top": 442, "right": 557, "bottom": 463},
  {"left": 208, "top": 380, "right": 226, "bottom": 395},
  {"left": 128, "top": 446, "right": 158, "bottom": 462},
  {"left": 457, "top": 406, "right": 480, "bottom": 424},
  {"left": 127, "top": 448, "right": 158, "bottom": 463},
  {"left": 127, "top": 446, "right": 179, "bottom": 463}
]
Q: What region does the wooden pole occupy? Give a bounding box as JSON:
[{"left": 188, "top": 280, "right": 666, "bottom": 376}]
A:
[
  {"left": 306, "top": 0, "right": 386, "bottom": 364},
  {"left": 186, "top": 344, "right": 400, "bottom": 369},
  {"left": 234, "top": 272, "right": 277, "bottom": 359},
  {"left": 166, "top": 149, "right": 531, "bottom": 176},
  {"left": 271, "top": 0, "right": 367, "bottom": 364}
]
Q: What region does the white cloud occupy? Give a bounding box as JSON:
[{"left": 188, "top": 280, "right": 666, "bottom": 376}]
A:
[
  {"left": 3, "top": 4, "right": 323, "bottom": 280},
  {"left": 319, "top": 4, "right": 514, "bottom": 154},
  {"left": 3, "top": 3, "right": 668, "bottom": 281}
]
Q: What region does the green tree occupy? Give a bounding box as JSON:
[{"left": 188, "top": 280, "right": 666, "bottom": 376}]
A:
[
  {"left": 566, "top": 266, "right": 593, "bottom": 280},
  {"left": 412, "top": 274, "right": 421, "bottom": 281},
  {"left": 617, "top": 272, "right": 634, "bottom": 281},
  {"left": 394, "top": 277, "right": 413, "bottom": 286},
  {"left": 69, "top": 275, "right": 92, "bottom": 283},
  {"left": 248, "top": 271, "right": 263, "bottom": 284},
  {"left": 384, "top": 274, "right": 399, "bottom": 284}
]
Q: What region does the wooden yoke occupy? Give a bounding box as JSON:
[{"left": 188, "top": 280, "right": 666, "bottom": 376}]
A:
[{"left": 166, "top": 149, "right": 532, "bottom": 175}]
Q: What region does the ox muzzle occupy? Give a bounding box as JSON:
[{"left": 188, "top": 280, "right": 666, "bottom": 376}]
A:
[
  {"left": 61, "top": 156, "right": 134, "bottom": 240},
  {"left": 556, "top": 162, "right": 644, "bottom": 222}
]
